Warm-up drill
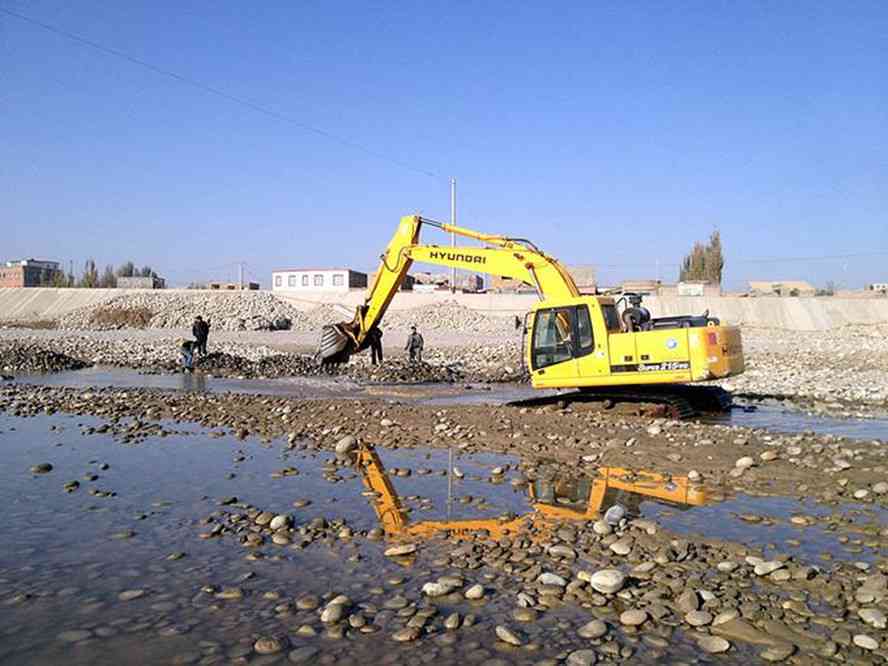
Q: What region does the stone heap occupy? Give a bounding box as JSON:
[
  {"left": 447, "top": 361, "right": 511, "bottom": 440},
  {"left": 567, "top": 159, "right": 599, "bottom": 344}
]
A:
[
  {"left": 383, "top": 300, "right": 513, "bottom": 334},
  {"left": 0, "top": 341, "right": 89, "bottom": 374},
  {"left": 57, "top": 292, "right": 314, "bottom": 332}
]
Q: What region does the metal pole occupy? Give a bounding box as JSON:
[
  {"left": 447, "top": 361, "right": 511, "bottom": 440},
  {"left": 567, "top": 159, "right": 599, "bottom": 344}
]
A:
[
  {"left": 238, "top": 262, "right": 244, "bottom": 290},
  {"left": 450, "top": 177, "right": 456, "bottom": 293}
]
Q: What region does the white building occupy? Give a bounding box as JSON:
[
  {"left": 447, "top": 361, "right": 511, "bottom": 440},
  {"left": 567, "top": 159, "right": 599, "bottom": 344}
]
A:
[{"left": 271, "top": 268, "right": 367, "bottom": 294}]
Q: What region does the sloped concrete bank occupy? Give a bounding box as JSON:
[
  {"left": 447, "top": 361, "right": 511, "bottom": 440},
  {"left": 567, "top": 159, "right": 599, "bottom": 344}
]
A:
[{"left": 2, "top": 287, "right": 887, "bottom": 331}]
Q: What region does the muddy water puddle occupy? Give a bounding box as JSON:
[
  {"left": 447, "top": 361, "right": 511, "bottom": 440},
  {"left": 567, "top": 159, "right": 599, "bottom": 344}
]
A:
[{"left": 1, "top": 412, "right": 885, "bottom": 665}]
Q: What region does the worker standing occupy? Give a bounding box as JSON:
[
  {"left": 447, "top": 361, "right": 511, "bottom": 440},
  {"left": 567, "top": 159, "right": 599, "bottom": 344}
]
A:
[
  {"left": 405, "top": 325, "right": 424, "bottom": 363},
  {"left": 193, "top": 316, "right": 210, "bottom": 356},
  {"left": 368, "top": 327, "right": 384, "bottom": 365}
]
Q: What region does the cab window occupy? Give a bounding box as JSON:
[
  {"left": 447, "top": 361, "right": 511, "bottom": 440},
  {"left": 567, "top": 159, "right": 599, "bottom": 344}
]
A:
[
  {"left": 575, "top": 305, "right": 594, "bottom": 356},
  {"left": 601, "top": 304, "right": 621, "bottom": 332},
  {"left": 532, "top": 308, "right": 574, "bottom": 369}
]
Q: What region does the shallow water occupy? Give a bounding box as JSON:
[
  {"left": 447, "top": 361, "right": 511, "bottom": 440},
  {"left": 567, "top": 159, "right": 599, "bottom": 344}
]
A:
[{"left": 1, "top": 410, "right": 885, "bottom": 664}]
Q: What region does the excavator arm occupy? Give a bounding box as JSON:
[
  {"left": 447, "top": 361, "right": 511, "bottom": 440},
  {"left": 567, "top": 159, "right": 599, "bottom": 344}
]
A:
[{"left": 317, "top": 214, "right": 579, "bottom": 363}]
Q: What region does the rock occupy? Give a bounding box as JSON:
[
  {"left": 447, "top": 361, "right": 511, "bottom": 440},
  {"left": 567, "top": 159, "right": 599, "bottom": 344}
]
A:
[
  {"left": 754, "top": 561, "right": 785, "bottom": 576},
  {"left": 422, "top": 581, "right": 456, "bottom": 597},
  {"left": 581, "top": 569, "right": 626, "bottom": 595},
  {"left": 495, "top": 625, "right": 522, "bottom": 646},
  {"left": 619, "top": 610, "right": 647, "bottom": 627},
  {"left": 380, "top": 418, "right": 394, "bottom": 428},
  {"left": 760, "top": 645, "right": 796, "bottom": 662},
  {"left": 677, "top": 589, "right": 700, "bottom": 613},
  {"left": 391, "top": 627, "right": 420, "bottom": 642},
  {"left": 566, "top": 649, "right": 598, "bottom": 665},
  {"left": 853, "top": 634, "right": 879, "bottom": 651},
  {"left": 269, "top": 514, "right": 290, "bottom": 530},
  {"left": 592, "top": 520, "right": 612, "bottom": 536},
  {"left": 549, "top": 544, "right": 576, "bottom": 559},
  {"left": 698, "top": 636, "right": 731, "bottom": 654},
  {"left": 685, "top": 611, "right": 712, "bottom": 627},
  {"left": 577, "top": 619, "right": 608, "bottom": 639},
  {"left": 384, "top": 544, "right": 416, "bottom": 557},
  {"left": 609, "top": 537, "right": 632, "bottom": 556},
  {"left": 288, "top": 646, "right": 319, "bottom": 663},
  {"left": 464, "top": 584, "right": 485, "bottom": 600},
  {"left": 735, "top": 456, "right": 755, "bottom": 469},
  {"left": 537, "top": 572, "right": 567, "bottom": 587},
  {"left": 118, "top": 589, "right": 145, "bottom": 601},
  {"left": 321, "top": 603, "right": 346, "bottom": 623},
  {"left": 604, "top": 504, "right": 626, "bottom": 525},
  {"left": 57, "top": 630, "right": 92, "bottom": 643},
  {"left": 858, "top": 608, "right": 886, "bottom": 629},
  {"left": 30, "top": 463, "right": 53, "bottom": 474},
  {"left": 760, "top": 450, "right": 779, "bottom": 461},
  {"left": 254, "top": 637, "right": 285, "bottom": 655},
  {"left": 335, "top": 435, "right": 357, "bottom": 457},
  {"left": 215, "top": 587, "right": 243, "bottom": 600},
  {"left": 873, "top": 481, "right": 888, "bottom": 495}
]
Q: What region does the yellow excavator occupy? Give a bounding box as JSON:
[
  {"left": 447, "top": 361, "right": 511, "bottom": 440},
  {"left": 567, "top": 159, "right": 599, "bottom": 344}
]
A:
[
  {"left": 355, "top": 443, "right": 706, "bottom": 542},
  {"left": 319, "top": 215, "right": 744, "bottom": 394}
]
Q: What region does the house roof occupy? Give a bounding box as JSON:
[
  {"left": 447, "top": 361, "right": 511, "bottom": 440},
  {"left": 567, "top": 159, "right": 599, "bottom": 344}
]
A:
[{"left": 272, "top": 268, "right": 365, "bottom": 274}]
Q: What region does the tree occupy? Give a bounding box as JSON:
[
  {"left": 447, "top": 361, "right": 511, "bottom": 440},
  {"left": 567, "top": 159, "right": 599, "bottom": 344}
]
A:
[
  {"left": 50, "top": 270, "right": 69, "bottom": 288},
  {"left": 679, "top": 231, "right": 724, "bottom": 284},
  {"left": 139, "top": 265, "right": 156, "bottom": 278},
  {"left": 78, "top": 259, "right": 99, "bottom": 288},
  {"left": 99, "top": 265, "right": 117, "bottom": 288},
  {"left": 116, "top": 261, "right": 135, "bottom": 278}
]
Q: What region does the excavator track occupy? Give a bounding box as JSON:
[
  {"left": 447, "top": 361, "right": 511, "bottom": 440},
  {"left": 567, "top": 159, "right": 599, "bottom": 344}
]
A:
[{"left": 508, "top": 385, "right": 732, "bottom": 420}]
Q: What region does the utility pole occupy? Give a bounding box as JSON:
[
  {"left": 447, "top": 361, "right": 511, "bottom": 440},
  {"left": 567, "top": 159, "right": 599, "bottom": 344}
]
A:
[
  {"left": 238, "top": 262, "right": 245, "bottom": 290},
  {"left": 450, "top": 177, "right": 456, "bottom": 293}
]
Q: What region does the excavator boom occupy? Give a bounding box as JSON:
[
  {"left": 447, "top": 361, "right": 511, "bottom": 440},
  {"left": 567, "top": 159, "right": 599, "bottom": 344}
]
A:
[{"left": 316, "top": 215, "right": 578, "bottom": 361}]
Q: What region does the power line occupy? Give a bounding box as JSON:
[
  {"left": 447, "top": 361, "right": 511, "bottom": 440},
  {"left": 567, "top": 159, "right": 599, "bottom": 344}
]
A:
[{"left": 0, "top": 7, "right": 441, "bottom": 181}]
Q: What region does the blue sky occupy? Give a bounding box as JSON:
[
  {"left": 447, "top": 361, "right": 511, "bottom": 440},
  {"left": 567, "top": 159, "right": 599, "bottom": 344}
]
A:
[{"left": 3, "top": 1, "right": 886, "bottom": 289}]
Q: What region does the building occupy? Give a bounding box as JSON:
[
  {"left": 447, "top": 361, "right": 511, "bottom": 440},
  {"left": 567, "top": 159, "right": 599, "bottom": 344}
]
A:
[
  {"left": 748, "top": 280, "right": 816, "bottom": 297},
  {"left": 370, "top": 271, "right": 414, "bottom": 291},
  {"left": 490, "top": 265, "right": 596, "bottom": 294},
  {"left": 208, "top": 281, "right": 259, "bottom": 291},
  {"left": 867, "top": 283, "right": 888, "bottom": 294},
  {"left": 0, "top": 259, "right": 63, "bottom": 288},
  {"left": 271, "top": 268, "right": 367, "bottom": 294},
  {"left": 117, "top": 276, "right": 166, "bottom": 289},
  {"left": 658, "top": 281, "right": 722, "bottom": 297},
  {"left": 459, "top": 274, "right": 484, "bottom": 292},
  {"left": 412, "top": 272, "right": 450, "bottom": 287}
]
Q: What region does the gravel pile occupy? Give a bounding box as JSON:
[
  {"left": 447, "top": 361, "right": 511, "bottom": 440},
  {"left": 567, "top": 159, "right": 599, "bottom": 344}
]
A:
[
  {"left": 382, "top": 300, "right": 513, "bottom": 334},
  {"left": 0, "top": 341, "right": 89, "bottom": 374},
  {"left": 57, "top": 292, "right": 314, "bottom": 332},
  {"left": 720, "top": 325, "right": 888, "bottom": 407}
]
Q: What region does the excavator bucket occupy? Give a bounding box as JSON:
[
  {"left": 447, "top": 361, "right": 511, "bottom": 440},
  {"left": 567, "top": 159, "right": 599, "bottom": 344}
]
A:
[{"left": 315, "top": 323, "right": 354, "bottom": 365}]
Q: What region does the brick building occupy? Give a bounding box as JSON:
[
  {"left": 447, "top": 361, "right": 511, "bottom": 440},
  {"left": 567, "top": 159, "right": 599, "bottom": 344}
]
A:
[{"left": 0, "top": 259, "right": 63, "bottom": 288}]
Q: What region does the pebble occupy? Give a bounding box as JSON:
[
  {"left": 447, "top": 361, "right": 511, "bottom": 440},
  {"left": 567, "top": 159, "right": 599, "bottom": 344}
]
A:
[
  {"left": 30, "top": 463, "right": 53, "bottom": 474},
  {"left": 391, "top": 627, "right": 420, "bottom": 642},
  {"left": 853, "top": 634, "right": 879, "bottom": 651},
  {"left": 566, "top": 649, "right": 598, "bottom": 665},
  {"left": 685, "top": 611, "right": 712, "bottom": 627},
  {"left": 495, "top": 625, "right": 523, "bottom": 646},
  {"left": 619, "top": 610, "right": 647, "bottom": 627},
  {"left": 697, "top": 636, "right": 731, "bottom": 654},
  {"left": 384, "top": 544, "right": 416, "bottom": 557},
  {"left": 254, "top": 637, "right": 284, "bottom": 655},
  {"left": 269, "top": 514, "right": 290, "bottom": 530},
  {"left": 760, "top": 644, "right": 796, "bottom": 662},
  {"left": 537, "top": 572, "right": 567, "bottom": 587},
  {"left": 858, "top": 608, "right": 886, "bottom": 629},
  {"left": 464, "top": 584, "right": 485, "bottom": 600},
  {"left": 118, "top": 589, "right": 145, "bottom": 602},
  {"left": 57, "top": 630, "right": 92, "bottom": 643},
  {"left": 288, "top": 647, "right": 319, "bottom": 663},
  {"left": 581, "top": 569, "right": 626, "bottom": 595},
  {"left": 577, "top": 619, "right": 608, "bottom": 639}
]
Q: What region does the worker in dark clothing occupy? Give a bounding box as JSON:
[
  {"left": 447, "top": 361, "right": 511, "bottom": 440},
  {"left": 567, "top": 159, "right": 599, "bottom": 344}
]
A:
[
  {"left": 192, "top": 316, "right": 211, "bottom": 356},
  {"left": 405, "top": 326, "right": 424, "bottom": 363},
  {"left": 368, "top": 327, "right": 384, "bottom": 366},
  {"left": 180, "top": 339, "right": 196, "bottom": 372}
]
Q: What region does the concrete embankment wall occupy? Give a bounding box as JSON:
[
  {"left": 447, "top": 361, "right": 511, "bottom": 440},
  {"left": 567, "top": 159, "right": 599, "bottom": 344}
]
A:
[{"left": 1, "top": 287, "right": 887, "bottom": 331}]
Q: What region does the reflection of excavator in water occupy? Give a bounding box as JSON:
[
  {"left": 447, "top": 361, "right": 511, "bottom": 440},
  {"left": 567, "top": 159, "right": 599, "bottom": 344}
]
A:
[
  {"left": 317, "top": 215, "right": 744, "bottom": 415},
  {"left": 355, "top": 444, "right": 707, "bottom": 542}
]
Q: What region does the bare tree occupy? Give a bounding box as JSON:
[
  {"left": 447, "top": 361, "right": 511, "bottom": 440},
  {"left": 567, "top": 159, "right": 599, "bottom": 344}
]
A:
[
  {"left": 99, "top": 265, "right": 117, "bottom": 288},
  {"left": 78, "top": 259, "right": 99, "bottom": 288}
]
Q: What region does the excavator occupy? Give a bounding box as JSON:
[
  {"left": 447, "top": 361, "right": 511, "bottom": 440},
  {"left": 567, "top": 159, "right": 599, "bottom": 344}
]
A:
[
  {"left": 354, "top": 443, "right": 707, "bottom": 542},
  {"left": 318, "top": 215, "right": 744, "bottom": 407}
]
